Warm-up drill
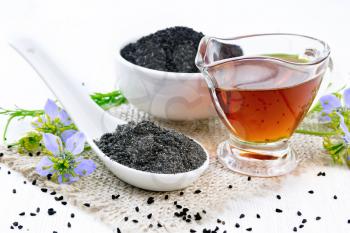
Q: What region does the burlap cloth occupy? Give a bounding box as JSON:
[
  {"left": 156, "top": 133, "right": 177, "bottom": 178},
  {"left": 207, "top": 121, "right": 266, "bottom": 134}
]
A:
[{"left": 0, "top": 104, "right": 331, "bottom": 233}]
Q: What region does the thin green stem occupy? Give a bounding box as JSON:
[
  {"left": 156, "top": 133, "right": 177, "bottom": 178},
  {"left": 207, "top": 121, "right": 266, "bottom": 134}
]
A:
[{"left": 295, "top": 129, "right": 337, "bottom": 137}]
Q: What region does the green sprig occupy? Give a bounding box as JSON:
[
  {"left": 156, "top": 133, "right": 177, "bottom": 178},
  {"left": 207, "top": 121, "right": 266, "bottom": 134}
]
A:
[{"left": 0, "top": 90, "right": 127, "bottom": 142}]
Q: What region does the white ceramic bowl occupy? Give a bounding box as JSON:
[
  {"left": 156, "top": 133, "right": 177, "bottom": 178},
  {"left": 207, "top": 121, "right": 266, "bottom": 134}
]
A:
[{"left": 115, "top": 39, "right": 217, "bottom": 121}]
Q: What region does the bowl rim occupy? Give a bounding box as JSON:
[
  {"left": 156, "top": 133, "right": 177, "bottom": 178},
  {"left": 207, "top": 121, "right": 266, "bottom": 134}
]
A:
[{"left": 116, "top": 37, "right": 204, "bottom": 80}]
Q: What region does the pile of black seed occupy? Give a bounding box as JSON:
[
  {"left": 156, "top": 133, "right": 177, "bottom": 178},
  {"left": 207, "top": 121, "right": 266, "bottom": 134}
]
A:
[
  {"left": 120, "top": 26, "right": 204, "bottom": 73},
  {"left": 95, "top": 121, "right": 207, "bottom": 174}
]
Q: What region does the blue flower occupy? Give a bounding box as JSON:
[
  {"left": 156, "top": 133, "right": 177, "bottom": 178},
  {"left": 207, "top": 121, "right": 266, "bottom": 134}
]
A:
[
  {"left": 319, "top": 94, "right": 341, "bottom": 113},
  {"left": 44, "top": 99, "right": 72, "bottom": 125},
  {"left": 344, "top": 88, "right": 350, "bottom": 108},
  {"left": 318, "top": 94, "right": 341, "bottom": 123},
  {"left": 32, "top": 99, "right": 76, "bottom": 142},
  {"left": 336, "top": 112, "right": 350, "bottom": 144},
  {"left": 36, "top": 132, "right": 96, "bottom": 184}
]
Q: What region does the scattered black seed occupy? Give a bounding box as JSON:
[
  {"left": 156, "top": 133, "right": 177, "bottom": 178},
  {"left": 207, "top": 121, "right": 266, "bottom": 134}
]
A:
[
  {"left": 95, "top": 121, "right": 207, "bottom": 174},
  {"left": 246, "top": 227, "right": 252, "bottom": 231},
  {"left": 217, "top": 219, "right": 221, "bottom": 223},
  {"left": 19, "top": 212, "right": 25, "bottom": 216},
  {"left": 116, "top": 228, "right": 121, "bottom": 233},
  {"left": 316, "top": 216, "right": 321, "bottom": 220},
  {"left": 67, "top": 222, "right": 71, "bottom": 228},
  {"left": 10, "top": 226, "right": 14, "bottom": 229},
  {"left": 228, "top": 185, "right": 233, "bottom": 189},
  {"left": 36, "top": 151, "right": 41, "bottom": 156},
  {"left": 36, "top": 207, "right": 40, "bottom": 213},
  {"left": 176, "top": 205, "right": 182, "bottom": 209},
  {"left": 124, "top": 217, "right": 128, "bottom": 221},
  {"left": 23, "top": 181, "right": 26, "bottom": 184},
  {"left": 41, "top": 188, "right": 47, "bottom": 193},
  {"left": 190, "top": 229, "right": 196, "bottom": 233},
  {"left": 247, "top": 176, "right": 251, "bottom": 181},
  {"left": 112, "top": 194, "right": 120, "bottom": 200},
  {"left": 194, "top": 212, "right": 202, "bottom": 221},
  {"left": 29, "top": 152, "right": 33, "bottom": 157},
  {"left": 180, "top": 191, "right": 184, "bottom": 196},
  {"left": 299, "top": 224, "right": 304, "bottom": 229},
  {"left": 71, "top": 213, "right": 75, "bottom": 218},
  {"left": 302, "top": 219, "right": 307, "bottom": 224},
  {"left": 18, "top": 225, "right": 23, "bottom": 229},
  {"left": 186, "top": 219, "right": 191, "bottom": 223},
  {"left": 275, "top": 208, "right": 283, "bottom": 213},
  {"left": 61, "top": 201, "right": 67, "bottom": 205},
  {"left": 0, "top": 152, "right": 3, "bottom": 157},
  {"left": 333, "top": 195, "right": 338, "bottom": 200},
  {"left": 135, "top": 206, "right": 139, "bottom": 212},
  {"left": 48, "top": 208, "right": 56, "bottom": 216},
  {"left": 47, "top": 174, "right": 52, "bottom": 180},
  {"left": 308, "top": 190, "right": 314, "bottom": 194},
  {"left": 13, "top": 222, "right": 18, "bottom": 226},
  {"left": 30, "top": 213, "right": 36, "bottom": 216},
  {"left": 293, "top": 227, "right": 297, "bottom": 232},
  {"left": 202, "top": 210, "right": 207, "bottom": 214},
  {"left": 83, "top": 203, "right": 90, "bottom": 207},
  {"left": 12, "top": 189, "right": 16, "bottom": 194},
  {"left": 157, "top": 223, "right": 162, "bottom": 227},
  {"left": 32, "top": 180, "right": 37, "bottom": 185},
  {"left": 347, "top": 219, "right": 350, "bottom": 224},
  {"left": 239, "top": 214, "right": 245, "bottom": 219},
  {"left": 297, "top": 211, "right": 302, "bottom": 216},
  {"left": 256, "top": 214, "right": 261, "bottom": 219},
  {"left": 53, "top": 231, "right": 57, "bottom": 233},
  {"left": 276, "top": 195, "right": 281, "bottom": 200},
  {"left": 8, "top": 171, "right": 11, "bottom": 175},
  {"left": 147, "top": 213, "right": 152, "bottom": 219},
  {"left": 235, "top": 223, "right": 240, "bottom": 228},
  {"left": 174, "top": 201, "right": 177, "bottom": 205},
  {"left": 147, "top": 197, "right": 155, "bottom": 204},
  {"left": 149, "top": 224, "right": 153, "bottom": 228},
  {"left": 194, "top": 189, "right": 201, "bottom": 194},
  {"left": 8, "top": 145, "right": 12, "bottom": 148},
  {"left": 132, "top": 219, "right": 138, "bottom": 223},
  {"left": 50, "top": 191, "right": 56, "bottom": 195},
  {"left": 164, "top": 195, "right": 169, "bottom": 200},
  {"left": 214, "top": 226, "right": 219, "bottom": 232},
  {"left": 55, "top": 196, "right": 63, "bottom": 201}
]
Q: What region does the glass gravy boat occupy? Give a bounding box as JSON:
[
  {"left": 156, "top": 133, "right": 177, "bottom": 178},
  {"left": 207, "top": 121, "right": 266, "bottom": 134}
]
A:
[{"left": 195, "top": 33, "right": 330, "bottom": 177}]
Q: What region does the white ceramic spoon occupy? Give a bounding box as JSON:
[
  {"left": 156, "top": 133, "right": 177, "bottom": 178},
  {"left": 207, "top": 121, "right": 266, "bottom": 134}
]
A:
[{"left": 8, "top": 37, "right": 209, "bottom": 191}]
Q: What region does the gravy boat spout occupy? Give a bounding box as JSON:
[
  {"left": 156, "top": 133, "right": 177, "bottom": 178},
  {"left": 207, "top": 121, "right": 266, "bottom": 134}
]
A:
[{"left": 9, "top": 37, "right": 209, "bottom": 191}]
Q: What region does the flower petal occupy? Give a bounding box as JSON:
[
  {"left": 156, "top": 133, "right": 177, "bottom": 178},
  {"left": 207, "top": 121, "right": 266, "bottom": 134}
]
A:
[
  {"left": 336, "top": 112, "right": 350, "bottom": 144},
  {"left": 44, "top": 99, "right": 59, "bottom": 120},
  {"left": 35, "top": 156, "right": 54, "bottom": 176},
  {"left": 65, "top": 132, "right": 86, "bottom": 155},
  {"left": 58, "top": 109, "right": 72, "bottom": 126},
  {"left": 61, "top": 129, "right": 77, "bottom": 144},
  {"left": 319, "top": 94, "right": 341, "bottom": 113},
  {"left": 74, "top": 158, "right": 96, "bottom": 176},
  {"left": 318, "top": 111, "right": 331, "bottom": 123},
  {"left": 57, "top": 174, "right": 79, "bottom": 184},
  {"left": 43, "top": 133, "right": 63, "bottom": 156},
  {"left": 344, "top": 88, "right": 350, "bottom": 108}
]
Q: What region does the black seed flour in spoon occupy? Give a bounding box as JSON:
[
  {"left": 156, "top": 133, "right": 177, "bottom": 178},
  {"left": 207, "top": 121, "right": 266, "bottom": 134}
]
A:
[{"left": 95, "top": 121, "right": 206, "bottom": 174}]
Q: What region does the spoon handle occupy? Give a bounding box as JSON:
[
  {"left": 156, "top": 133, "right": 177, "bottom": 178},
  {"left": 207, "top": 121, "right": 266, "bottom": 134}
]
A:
[{"left": 9, "top": 37, "right": 125, "bottom": 139}]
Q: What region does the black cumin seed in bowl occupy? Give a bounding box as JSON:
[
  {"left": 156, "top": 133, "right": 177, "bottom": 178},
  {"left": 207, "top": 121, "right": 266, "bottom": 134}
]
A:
[{"left": 95, "top": 121, "right": 207, "bottom": 174}]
